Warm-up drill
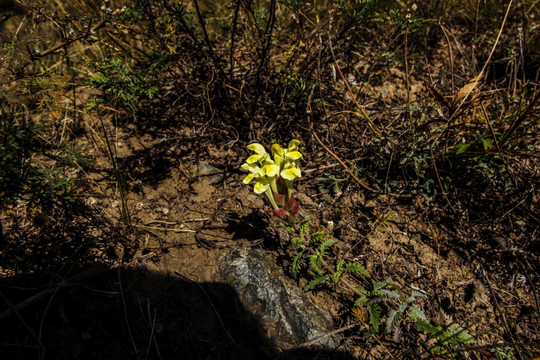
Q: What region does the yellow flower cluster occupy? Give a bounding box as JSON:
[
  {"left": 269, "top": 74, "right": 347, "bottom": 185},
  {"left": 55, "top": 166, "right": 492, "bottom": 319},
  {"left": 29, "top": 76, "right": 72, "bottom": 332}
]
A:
[{"left": 241, "top": 140, "right": 302, "bottom": 210}]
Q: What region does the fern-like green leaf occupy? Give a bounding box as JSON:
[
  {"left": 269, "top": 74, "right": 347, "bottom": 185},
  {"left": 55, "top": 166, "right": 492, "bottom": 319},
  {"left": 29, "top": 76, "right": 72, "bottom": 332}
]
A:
[
  {"left": 385, "top": 309, "right": 401, "bottom": 334},
  {"left": 408, "top": 304, "right": 427, "bottom": 321},
  {"left": 318, "top": 238, "right": 335, "bottom": 256},
  {"left": 372, "top": 281, "right": 388, "bottom": 291},
  {"left": 406, "top": 290, "right": 427, "bottom": 303},
  {"left": 304, "top": 276, "right": 326, "bottom": 291},
  {"left": 379, "top": 288, "right": 401, "bottom": 299},
  {"left": 446, "top": 324, "right": 475, "bottom": 345},
  {"left": 357, "top": 287, "right": 368, "bottom": 295},
  {"left": 370, "top": 290, "right": 386, "bottom": 298},
  {"left": 344, "top": 262, "right": 370, "bottom": 277},
  {"left": 291, "top": 250, "right": 304, "bottom": 275},
  {"left": 354, "top": 294, "right": 368, "bottom": 306},
  {"left": 368, "top": 304, "right": 382, "bottom": 333},
  {"left": 308, "top": 254, "right": 322, "bottom": 275},
  {"left": 398, "top": 302, "right": 408, "bottom": 313},
  {"left": 298, "top": 218, "right": 310, "bottom": 236},
  {"left": 456, "top": 329, "right": 475, "bottom": 345},
  {"left": 309, "top": 231, "right": 326, "bottom": 245},
  {"left": 283, "top": 224, "right": 294, "bottom": 232},
  {"left": 330, "top": 271, "right": 342, "bottom": 283},
  {"left": 415, "top": 320, "right": 444, "bottom": 338}
]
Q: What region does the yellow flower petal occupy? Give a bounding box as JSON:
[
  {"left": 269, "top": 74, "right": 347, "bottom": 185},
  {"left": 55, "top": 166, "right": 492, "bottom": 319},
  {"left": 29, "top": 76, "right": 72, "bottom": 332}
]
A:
[
  {"left": 242, "top": 173, "right": 254, "bottom": 184},
  {"left": 272, "top": 144, "right": 285, "bottom": 166},
  {"left": 281, "top": 167, "right": 301, "bottom": 180},
  {"left": 263, "top": 162, "right": 280, "bottom": 177},
  {"left": 287, "top": 139, "right": 300, "bottom": 152},
  {"left": 241, "top": 162, "right": 261, "bottom": 173},
  {"left": 246, "top": 154, "right": 263, "bottom": 164},
  {"left": 271, "top": 144, "right": 284, "bottom": 157},
  {"left": 247, "top": 143, "right": 266, "bottom": 154},
  {"left": 254, "top": 181, "right": 270, "bottom": 194},
  {"left": 285, "top": 151, "right": 302, "bottom": 161}
]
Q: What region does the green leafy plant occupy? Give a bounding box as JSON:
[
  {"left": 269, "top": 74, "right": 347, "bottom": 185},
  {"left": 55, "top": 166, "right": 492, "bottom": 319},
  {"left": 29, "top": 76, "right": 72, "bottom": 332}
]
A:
[
  {"left": 241, "top": 140, "right": 371, "bottom": 289},
  {"left": 316, "top": 172, "right": 344, "bottom": 196},
  {"left": 0, "top": 108, "right": 91, "bottom": 239},
  {"left": 240, "top": 140, "right": 485, "bottom": 357},
  {"left": 0, "top": 110, "right": 90, "bottom": 208},
  {"left": 287, "top": 218, "right": 371, "bottom": 292},
  {"left": 241, "top": 141, "right": 373, "bottom": 320},
  {"left": 352, "top": 281, "right": 428, "bottom": 337},
  {"left": 493, "top": 347, "right": 515, "bottom": 360},
  {"left": 354, "top": 281, "right": 400, "bottom": 334},
  {"left": 416, "top": 320, "right": 475, "bottom": 359},
  {"left": 353, "top": 283, "right": 479, "bottom": 358},
  {"left": 87, "top": 58, "right": 159, "bottom": 116}
]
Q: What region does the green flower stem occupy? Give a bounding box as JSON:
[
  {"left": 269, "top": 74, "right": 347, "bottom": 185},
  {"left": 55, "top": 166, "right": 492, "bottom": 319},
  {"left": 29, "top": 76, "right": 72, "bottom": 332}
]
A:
[
  {"left": 265, "top": 188, "right": 280, "bottom": 210},
  {"left": 284, "top": 179, "right": 294, "bottom": 199},
  {"left": 269, "top": 176, "right": 279, "bottom": 195}
]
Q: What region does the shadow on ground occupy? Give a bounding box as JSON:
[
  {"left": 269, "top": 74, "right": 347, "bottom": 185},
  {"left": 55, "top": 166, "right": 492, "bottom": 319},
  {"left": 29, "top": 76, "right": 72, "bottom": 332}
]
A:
[{"left": 0, "top": 263, "right": 356, "bottom": 360}]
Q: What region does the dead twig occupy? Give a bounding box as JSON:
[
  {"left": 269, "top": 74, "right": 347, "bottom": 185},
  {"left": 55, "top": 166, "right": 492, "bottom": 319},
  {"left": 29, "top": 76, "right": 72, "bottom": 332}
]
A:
[
  {"left": 311, "top": 129, "right": 376, "bottom": 192},
  {"left": 448, "top": 0, "right": 514, "bottom": 122},
  {"left": 500, "top": 90, "right": 540, "bottom": 146},
  {"left": 429, "top": 145, "right": 457, "bottom": 212},
  {"left": 18, "top": 7, "right": 125, "bottom": 70},
  {"left": 311, "top": 129, "right": 412, "bottom": 198},
  {"left": 191, "top": 0, "right": 224, "bottom": 77},
  {"left": 481, "top": 266, "right": 525, "bottom": 360}
]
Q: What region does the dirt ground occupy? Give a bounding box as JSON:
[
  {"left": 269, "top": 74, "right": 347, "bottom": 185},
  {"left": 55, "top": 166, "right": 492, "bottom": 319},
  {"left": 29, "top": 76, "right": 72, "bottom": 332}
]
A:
[
  {"left": 1, "top": 113, "right": 538, "bottom": 359},
  {"left": 0, "top": 3, "right": 539, "bottom": 356}
]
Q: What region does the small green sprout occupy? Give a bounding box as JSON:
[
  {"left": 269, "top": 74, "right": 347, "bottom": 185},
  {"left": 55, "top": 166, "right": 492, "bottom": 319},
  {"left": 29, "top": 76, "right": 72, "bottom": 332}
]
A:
[{"left": 241, "top": 140, "right": 302, "bottom": 219}]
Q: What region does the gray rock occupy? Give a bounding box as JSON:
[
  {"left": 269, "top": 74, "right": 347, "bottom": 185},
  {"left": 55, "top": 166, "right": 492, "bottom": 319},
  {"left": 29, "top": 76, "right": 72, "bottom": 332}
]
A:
[
  {"left": 197, "top": 163, "right": 225, "bottom": 184},
  {"left": 217, "top": 247, "right": 340, "bottom": 351}
]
